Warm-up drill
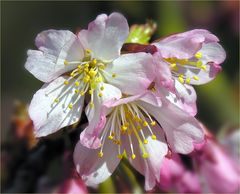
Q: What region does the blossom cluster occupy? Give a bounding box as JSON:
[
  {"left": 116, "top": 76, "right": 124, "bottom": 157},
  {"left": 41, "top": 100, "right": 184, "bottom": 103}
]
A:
[{"left": 25, "top": 13, "right": 227, "bottom": 191}]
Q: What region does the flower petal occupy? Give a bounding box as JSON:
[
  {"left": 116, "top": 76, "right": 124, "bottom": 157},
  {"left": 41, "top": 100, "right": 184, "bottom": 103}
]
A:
[
  {"left": 73, "top": 139, "right": 120, "bottom": 187},
  {"left": 153, "top": 29, "right": 219, "bottom": 59},
  {"left": 122, "top": 124, "right": 168, "bottom": 190},
  {"left": 81, "top": 83, "right": 121, "bottom": 149},
  {"left": 200, "top": 42, "right": 226, "bottom": 64},
  {"left": 138, "top": 94, "right": 204, "bottom": 154},
  {"left": 29, "top": 76, "right": 84, "bottom": 137},
  {"left": 78, "top": 12, "right": 129, "bottom": 61},
  {"left": 103, "top": 53, "right": 155, "bottom": 95},
  {"left": 25, "top": 30, "right": 84, "bottom": 82},
  {"left": 153, "top": 53, "right": 174, "bottom": 90}
]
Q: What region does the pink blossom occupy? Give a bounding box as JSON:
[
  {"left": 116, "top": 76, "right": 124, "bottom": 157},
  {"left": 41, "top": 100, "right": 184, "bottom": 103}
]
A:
[
  {"left": 74, "top": 91, "right": 204, "bottom": 190},
  {"left": 193, "top": 138, "right": 240, "bottom": 193},
  {"left": 153, "top": 29, "right": 226, "bottom": 86},
  {"left": 159, "top": 154, "right": 201, "bottom": 193},
  {"left": 25, "top": 13, "right": 155, "bottom": 137},
  {"left": 55, "top": 178, "right": 87, "bottom": 194}
]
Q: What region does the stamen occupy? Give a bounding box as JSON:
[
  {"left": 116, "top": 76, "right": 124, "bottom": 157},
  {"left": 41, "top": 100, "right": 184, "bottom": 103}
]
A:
[
  {"left": 112, "top": 73, "right": 116, "bottom": 78},
  {"left": 186, "top": 77, "right": 191, "bottom": 84},
  {"left": 195, "top": 52, "right": 202, "bottom": 59},
  {"left": 98, "top": 151, "right": 103, "bottom": 158},
  {"left": 193, "top": 75, "right": 199, "bottom": 81},
  {"left": 68, "top": 103, "right": 73, "bottom": 109},
  {"left": 142, "top": 152, "right": 149, "bottom": 159},
  {"left": 64, "top": 60, "right": 69, "bottom": 65}
]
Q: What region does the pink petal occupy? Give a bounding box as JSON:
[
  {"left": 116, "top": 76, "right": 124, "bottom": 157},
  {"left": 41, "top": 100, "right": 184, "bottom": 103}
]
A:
[
  {"left": 153, "top": 53, "right": 174, "bottom": 90},
  {"left": 73, "top": 140, "right": 120, "bottom": 187},
  {"left": 122, "top": 124, "right": 168, "bottom": 191},
  {"left": 25, "top": 30, "right": 84, "bottom": 82},
  {"left": 103, "top": 53, "right": 155, "bottom": 95},
  {"left": 138, "top": 95, "right": 204, "bottom": 154},
  {"left": 153, "top": 29, "right": 219, "bottom": 59},
  {"left": 195, "top": 140, "right": 240, "bottom": 193},
  {"left": 29, "top": 76, "right": 84, "bottom": 137},
  {"left": 78, "top": 12, "right": 129, "bottom": 61},
  {"left": 82, "top": 83, "right": 121, "bottom": 149}
]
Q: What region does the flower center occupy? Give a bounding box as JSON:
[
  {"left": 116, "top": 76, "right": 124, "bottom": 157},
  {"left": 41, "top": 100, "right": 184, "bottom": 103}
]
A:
[
  {"left": 98, "top": 102, "right": 158, "bottom": 160},
  {"left": 165, "top": 52, "right": 206, "bottom": 84},
  {"left": 48, "top": 49, "right": 116, "bottom": 110}
]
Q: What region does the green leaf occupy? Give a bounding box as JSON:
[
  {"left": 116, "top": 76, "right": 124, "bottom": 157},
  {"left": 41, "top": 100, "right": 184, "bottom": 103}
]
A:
[{"left": 125, "top": 20, "right": 157, "bottom": 44}]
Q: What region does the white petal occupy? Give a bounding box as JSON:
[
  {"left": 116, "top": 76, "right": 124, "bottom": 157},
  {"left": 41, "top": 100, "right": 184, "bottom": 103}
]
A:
[
  {"left": 82, "top": 83, "right": 121, "bottom": 148},
  {"left": 29, "top": 76, "right": 84, "bottom": 137},
  {"left": 73, "top": 140, "right": 120, "bottom": 187},
  {"left": 156, "top": 81, "right": 197, "bottom": 116},
  {"left": 103, "top": 53, "right": 155, "bottom": 95},
  {"left": 25, "top": 30, "right": 84, "bottom": 82},
  {"left": 138, "top": 97, "right": 204, "bottom": 154},
  {"left": 122, "top": 123, "right": 168, "bottom": 190},
  {"left": 78, "top": 13, "right": 129, "bottom": 61}
]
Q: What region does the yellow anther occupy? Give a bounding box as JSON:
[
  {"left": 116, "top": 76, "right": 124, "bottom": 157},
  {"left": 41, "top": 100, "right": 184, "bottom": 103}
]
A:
[
  {"left": 137, "top": 126, "right": 142, "bottom": 130},
  {"left": 151, "top": 134, "right": 157, "bottom": 140},
  {"left": 201, "top": 65, "right": 207, "bottom": 71},
  {"left": 186, "top": 77, "right": 191, "bottom": 84},
  {"left": 54, "top": 98, "right": 59, "bottom": 103},
  {"left": 196, "top": 60, "right": 203, "bottom": 68},
  {"left": 68, "top": 104, "right": 73, "bottom": 109},
  {"left": 131, "top": 154, "right": 136, "bottom": 160},
  {"left": 193, "top": 76, "right": 199, "bottom": 81},
  {"left": 151, "top": 121, "right": 156, "bottom": 126},
  {"left": 100, "top": 86, "right": 104, "bottom": 91},
  {"left": 170, "top": 63, "right": 176, "bottom": 68},
  {"left": 121, "top": 125, "right": 128, "bottom": 131},
  {"left": 108, "top": 135, "right": 114, "bottom": 140},
  {"left": 83, "top": 75, "right": 90, "bottom": 83},
  {"left": 142, "top": 152, "right": 149, "bottom": 159},
  {"left": 75, "top": 81, "right": 80, "bottom": 86},
  {"left": 98, "top": 151, "right": 103, "bottom": 158},
  {"left": 75, "top": 89, "right": 79, "bottom": 94},
  {"left": 77, "top": 65, "right": 82, "bottom": 69},
  {"left": 116, "top": 140, "right": 121, "bottom": 145},
  {"left": 89, "top": 89, "right": 93, "bottom": 95},
  {"left": 195, "top": 52, "right": 202, "bottom": 59},
  {"left": 143, "top": 121, "right": 148, "bottom": 127},
  {"left": 98, "top": 93, "right": 103, "bottom": 97},
  {"left": 64, "top": 60, "right": 69, "bottom": 65},
  {"left": 84, "top": 67, "right": 89, "bottom": 72},
  {"left": 85, "top": 49, "right": 92, "bottom": 54},
  {"left": 178, "top": 76, "right": 184, "bottom": 84},
  {"left": 112, "top": 73, "right": 116, "bottom": 78},
  {"left": 92, "top": 59, "right": 97, "bottom": 65},
  {"left": 64, "top": 80, "right": 69, "bottom": 85},
  {"left": 89, "top": 69, "right": 97, "bottom": 77},
  {"left": 80, "top": 90, "right": 85, "bottom": 96},
  {"left": 144, "top": 139, "right": 148, "bottom": 144},
  {"left": 84, "top": 63, "right": 89, "bottom": 68},
  {"left": 117, "top": 154, "right": 123, "bottom": 159},
  {"left": 95, "top": 76, "right": 103, "bottom": 83},
  {"left": 89, "top": 101, "right": 94, "bottom": 108}
]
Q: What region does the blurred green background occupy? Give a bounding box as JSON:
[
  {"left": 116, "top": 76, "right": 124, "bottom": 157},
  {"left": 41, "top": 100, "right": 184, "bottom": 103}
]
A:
[{"left": 1, "top": 1, "right": 239, "bottom": 138}]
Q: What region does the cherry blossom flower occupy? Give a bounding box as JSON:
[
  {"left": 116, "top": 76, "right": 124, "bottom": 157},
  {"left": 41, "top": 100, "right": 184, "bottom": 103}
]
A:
[
  {"left": 74, "top": 91, "right": 204, "bottom": 190},
  {"left": 193, "top": 138, "right": 240, "bottom": 193},
  {"left": 159, "top": 154, "right": 201, "bottom": 193},
  {"left": 55, "top": 178, "right": 87, "bottom": 194},
  {"left": 153, "top": 29, "right": 226, "bottom": 86},
  {"left": 151, "top": 30, "right": 226, "bottom": 116},
  {"left": 25, "top": 13, "right": 155, "bottom": 137}
]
